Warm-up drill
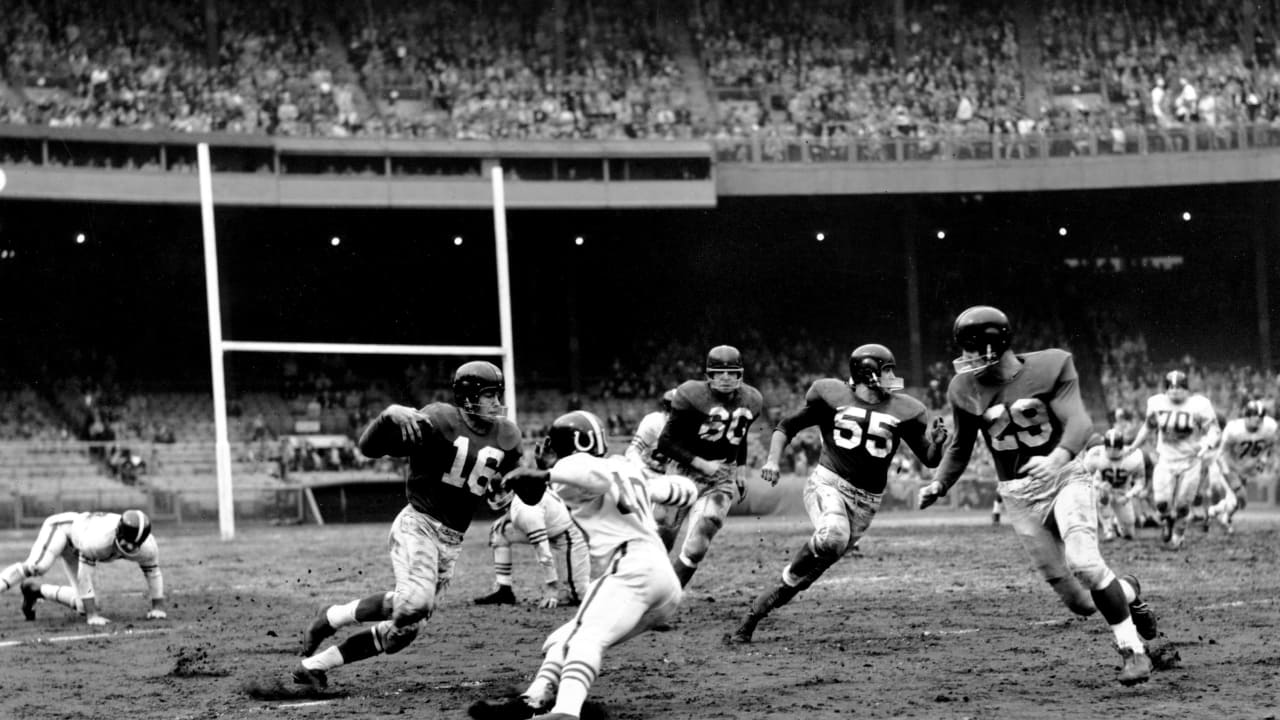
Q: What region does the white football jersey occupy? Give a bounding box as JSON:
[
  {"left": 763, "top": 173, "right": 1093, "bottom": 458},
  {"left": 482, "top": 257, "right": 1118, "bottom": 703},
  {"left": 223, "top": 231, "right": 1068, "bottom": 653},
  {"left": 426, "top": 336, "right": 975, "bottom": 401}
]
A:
[
  {"left": 1219, "top": 416, "right": 1278, "bottom": 475},
  {"left": 508, "top": 489, "right": 576, "bottom": 544},
  {"left": 626, "top": 411, "right": 668, "bottom": 472},
  {"left": 57, "top": 511, "right": 160, "bottom": 566},
  {"left": 550, "top": 453, "right": 695, "bottom": 574},
  {"left": 1082, "top": 445, "right": 1146, "bottom": 490},
  {"left": 1144, "top": 393, "right": 1218, "bottom": 464}
]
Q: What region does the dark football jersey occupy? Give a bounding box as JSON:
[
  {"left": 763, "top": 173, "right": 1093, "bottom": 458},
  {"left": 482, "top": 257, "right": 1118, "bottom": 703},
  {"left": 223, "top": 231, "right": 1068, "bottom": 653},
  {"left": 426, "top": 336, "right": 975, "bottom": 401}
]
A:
[
  {"left": 359, "top": 402, "right": 522, "bottom": 532},
  {"left": 658, "top": 380, "right": 764, "bottom": 468},
  {"left": 777, "top": 378, "right": 935, "bottom": 494},
  {"left": 945, "top": 349, "right": 1091, "bottom": 482}
]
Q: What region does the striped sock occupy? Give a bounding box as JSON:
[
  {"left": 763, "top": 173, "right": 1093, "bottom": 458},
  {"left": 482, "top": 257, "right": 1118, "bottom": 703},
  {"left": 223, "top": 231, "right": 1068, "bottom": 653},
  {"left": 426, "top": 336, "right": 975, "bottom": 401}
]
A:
[
  {"left": 551, "top": 659, "right": 598, "bottom": 717},
  {"left": 525, "top": 657, "right": 562, "bottom": 707}
]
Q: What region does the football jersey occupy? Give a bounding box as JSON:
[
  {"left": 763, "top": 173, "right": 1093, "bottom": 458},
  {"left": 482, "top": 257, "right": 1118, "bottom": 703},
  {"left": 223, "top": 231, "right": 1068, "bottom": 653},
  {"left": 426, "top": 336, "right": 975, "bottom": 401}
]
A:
[
  {"left": 945, "top": 349, "right": 1092, "bottom": 482},
  {"left": 1143, "top": 393, "right": 1218, "bottom": 465},
  {"left": 626, "top": 411, "right": 669, "bottom": 473},
  {"left": 57, "top": 511, "right": 161, "bottom": 566},
  {"left": 777, "top": 378, "right": 935, "bottom": 494},
  {"left": 359, "top": 402, "right": 522, "bottom": 532},
  {"left": 1219, "top": 416, "right": 1278, "bottom": 475},
  {"left": 1082, "top": 446, "right": 1146, "bottom": 490},
  {"left": 550, "top": 453, "right": 693, "bottom": 573},
  {"left": 658, "top": 380, "right": 764, "bottom": 468},
  {"left": 509, "top": 489, "right": 576, "bottom": 543}
]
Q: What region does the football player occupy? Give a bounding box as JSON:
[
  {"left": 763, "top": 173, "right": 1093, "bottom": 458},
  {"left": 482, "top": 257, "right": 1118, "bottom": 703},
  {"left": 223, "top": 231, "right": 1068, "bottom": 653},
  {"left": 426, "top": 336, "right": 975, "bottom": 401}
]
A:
[
  {"left": 469, "top": 410, "right": 698, "bottom": 720},
  {"left": 1210, "top": 399, "right": 1277, "bottom": 533},
  {"left": 917, "top": 306, "right": 1158, "bottom": 686},
  {"left": 474, "top": 484, "right": 590, "bottom": 609},
  {"left": 1123, "top": 370, "right": 1220, "bottom": 549},
  {"left": 656, "top": 345, "right": 764, "bottom": 588},
  {"left": 1084, "top": 429, "right": 1148, "bottom": 541},
  {"left": 291, "top": 361, "right": 522, "bottom": 693},
  {"left": 0, "top": 509, "right": 166, "bottom": 625},
  {"left": 625, "top": 389, "right": 680, "bottom": 550},
  {"left": 727, "top": 344, "right": 947, "bottom": 644}
]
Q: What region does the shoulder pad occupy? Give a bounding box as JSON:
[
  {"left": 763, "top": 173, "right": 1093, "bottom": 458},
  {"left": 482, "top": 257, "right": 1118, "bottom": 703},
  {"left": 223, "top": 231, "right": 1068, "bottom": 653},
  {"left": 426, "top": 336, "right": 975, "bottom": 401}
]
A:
[
  {"left": 675, "top": 380, "right": 712, "bottom": 412},
  {"left": 495, "top": 418, "right": 523, "bottom": 449},
  {"left": 888, "top": 392, "right": 927, "bottom": 420},
  {"left": 741, "top": 384, "right": 765, "bottom": 412},
  {"left": 807, "top": 378, "right": 847, "bottom": 404}
]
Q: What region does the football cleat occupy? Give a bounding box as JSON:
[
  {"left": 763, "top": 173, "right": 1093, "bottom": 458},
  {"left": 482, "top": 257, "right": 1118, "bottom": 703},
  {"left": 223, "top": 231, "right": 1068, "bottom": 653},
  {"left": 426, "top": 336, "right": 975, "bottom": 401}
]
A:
[
  {"left": 1116, "top": 647, "right": 1152, "bottom": 686},
  {"left": 300, "top": 606, "right": 336, "bottom": 657},
  {"left": 474, "top": 585, "right": 517, "bottom": 606},
  {"left": 1121, "top": 574, "right": 1158, "bottom": 640},
  {"left": 467, "top": 695, "right": 541, "bottom": 720},
  {"left": 1160, "top": 517, "right": 1175, "bottom": 544},
  {"left": 20, "top": 579, "right": 40, "bottom": 621},
  {"left": 291, "top": 663, "right": 328, "bottom": 692}
]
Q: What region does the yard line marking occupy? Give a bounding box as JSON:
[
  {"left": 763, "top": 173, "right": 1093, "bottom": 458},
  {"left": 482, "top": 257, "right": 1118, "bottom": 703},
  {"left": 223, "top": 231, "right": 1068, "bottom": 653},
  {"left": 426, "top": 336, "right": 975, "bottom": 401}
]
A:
[
  {"left": 1192, "top": 598, "right": 1277, "bottom": 611},
  {"left": 0, "top": 627, "right": 170, "bottom": 649},
  {"left": 276, "top": 700, "right": 337, "bottom": 709},
  {"left": 923, "top": 628, "right": 979, "bottom": 636}
]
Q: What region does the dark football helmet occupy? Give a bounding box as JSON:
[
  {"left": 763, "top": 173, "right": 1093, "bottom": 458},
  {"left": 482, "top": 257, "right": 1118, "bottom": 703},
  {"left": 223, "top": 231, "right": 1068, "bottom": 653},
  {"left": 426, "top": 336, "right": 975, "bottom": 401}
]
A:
[
  {"left": 849, "top": 343, "right": 905, "bottom": 394},
  {"left": 547, "top": 410, "right": 608, "bottom": 459},
  {"left": 1244, "top": 398, "right": 1267, "bottom": 431},
  {"left": 116, "top": 509, "right": 151, "bottom": 554},
  {"left": 1163, "top": 370, "right": 1189, "bottom": 404},
  {"left": 706, "top": 345, "right": 744, "bottom": 395},
  {"left": 660, "top": 388, "right": 678, "bottom": 413},
  {"left": 1103, "top": 428, "right": 1126, "bottom": 459},
  {"left": 952, "top": 305, "right": 1012, "bottom": 375},
  {"left": 453, "top": 361, "right": 506, "bottom": 420}
]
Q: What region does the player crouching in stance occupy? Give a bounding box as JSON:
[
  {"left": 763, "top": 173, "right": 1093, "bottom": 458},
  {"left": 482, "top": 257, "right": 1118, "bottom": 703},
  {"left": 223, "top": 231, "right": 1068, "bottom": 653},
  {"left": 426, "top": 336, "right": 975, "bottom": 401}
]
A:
[
  {"left": 287, "top": 361, "right": 522, "bottom": 694},
  {"left": 0, "top": 509, "right": 166, "bottom": 624},
  {"left": 728, "top": 344, "right": 947, "bottom": 644},
  {"left": 917, "top": 306, "right": 1159, "bottom": 686},
  {"left": 473, "top": 483, "right": 590, "bottom": 609},
  {"left": 469, "top": 411, "right": 698, "bottom": 720}
]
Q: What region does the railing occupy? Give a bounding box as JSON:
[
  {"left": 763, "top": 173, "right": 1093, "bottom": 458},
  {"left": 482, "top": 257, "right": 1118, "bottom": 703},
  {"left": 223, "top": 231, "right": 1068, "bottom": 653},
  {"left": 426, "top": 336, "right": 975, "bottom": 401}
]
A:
[{"left": 712, "top": 123, "right": 1280, "bottom": 164}]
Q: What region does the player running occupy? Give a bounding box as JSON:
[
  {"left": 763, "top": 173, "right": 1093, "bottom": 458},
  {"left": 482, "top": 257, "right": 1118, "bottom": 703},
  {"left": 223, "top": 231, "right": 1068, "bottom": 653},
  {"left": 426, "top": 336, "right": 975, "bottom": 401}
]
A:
[
  {"left": 625, "top": 388, "right": 680, "bottom": 550},
  {"left": 1, "top": 509, "right": 166, "bottom": 624},
  {"left": 1084, "top": 429, "right": 1149, "bottom": 541},
  {"left": 657, "top": 345, "right": 763, "bottom": 588},
  {"left": 469, "top": 410, "right": 698, "bottom": 720},
  {"left": 1209, "top": 399, "right": 1276, "bottom": 533},
  {"left": 727, "top": 343, "right": 947, "bottom": 644},
  {"left": 917, "top": 306, "right": 1158, "bottom": 686},
  {"left": 288, "top": 361, "right": 522, "bottom": 693},
  {"left": 1124, "top": 370, "right": 1220, "bottom": 549}
]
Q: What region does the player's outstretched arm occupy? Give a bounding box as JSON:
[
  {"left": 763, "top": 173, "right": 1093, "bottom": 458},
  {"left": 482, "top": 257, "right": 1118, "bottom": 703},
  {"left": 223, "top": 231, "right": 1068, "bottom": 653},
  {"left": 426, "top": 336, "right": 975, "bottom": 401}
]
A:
[
  {"left": 140, "top": 557, "right": 166, "bottom": 619},
  {"left": 75, "top": 557, "right": 109, "bottom": 625},
  {"left": 1125, "top": 418, "right": 1152, "bottom": 457},
  {"left": 918, "top": 407, "right": 979, "bottom": 509},
  {"left": 903, "top": 415, "right": 948, "bottom": 469},
  {"left": 760, "top": 429, "right": 791, "bottom": 486}
]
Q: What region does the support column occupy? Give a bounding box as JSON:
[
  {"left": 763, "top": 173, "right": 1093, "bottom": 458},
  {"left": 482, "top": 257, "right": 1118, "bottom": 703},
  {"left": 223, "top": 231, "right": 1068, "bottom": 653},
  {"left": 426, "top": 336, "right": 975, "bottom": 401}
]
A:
[{"left": 902, "top": 201, "right": 923, "bottom": 387}]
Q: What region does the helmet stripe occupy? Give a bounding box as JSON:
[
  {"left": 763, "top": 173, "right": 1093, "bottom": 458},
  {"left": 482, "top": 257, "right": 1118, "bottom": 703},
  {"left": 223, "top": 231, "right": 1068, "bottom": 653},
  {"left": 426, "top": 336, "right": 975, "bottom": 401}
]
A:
[{"left": 581, "top": 411, "right": 605, "bottom": 453}]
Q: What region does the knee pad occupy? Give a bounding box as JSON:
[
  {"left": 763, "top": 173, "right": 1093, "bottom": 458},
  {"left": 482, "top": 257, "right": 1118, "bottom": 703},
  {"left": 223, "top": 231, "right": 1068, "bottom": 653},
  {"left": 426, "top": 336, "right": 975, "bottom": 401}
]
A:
[
  {"left": 811, "top": 528, "right": 850, "bottom": 558},
  {"left": 376, "top": 620, "right": 421, "bottom": 655}
]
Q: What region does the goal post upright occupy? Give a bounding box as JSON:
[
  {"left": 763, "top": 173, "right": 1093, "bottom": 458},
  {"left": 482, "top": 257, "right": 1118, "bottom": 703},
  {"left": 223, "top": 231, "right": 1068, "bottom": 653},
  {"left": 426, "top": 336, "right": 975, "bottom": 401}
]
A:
[{"left": 196, "top": 149, "right": 518, "bottom": 541}]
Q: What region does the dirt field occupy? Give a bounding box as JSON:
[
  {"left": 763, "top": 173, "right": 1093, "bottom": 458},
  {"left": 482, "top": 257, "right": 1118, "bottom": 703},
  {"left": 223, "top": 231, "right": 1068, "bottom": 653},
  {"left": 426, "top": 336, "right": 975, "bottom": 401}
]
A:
[{"left": 1, "top": 507, "right": 1277, "bottom": 720}]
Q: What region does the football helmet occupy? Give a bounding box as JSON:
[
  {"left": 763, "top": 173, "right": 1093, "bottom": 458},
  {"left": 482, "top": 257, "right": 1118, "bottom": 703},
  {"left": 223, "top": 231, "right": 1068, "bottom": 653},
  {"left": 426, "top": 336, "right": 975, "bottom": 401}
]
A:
[
  {"left": 849, "top": 343, "right": 905, "bottom": 394},
  {"left": 1244, "top": 398, "right": 1267, "bottom": 431},
  {"left": 1103, "top": 428, "right": 1126, "bottom": 460},
  {"left": 1112, "top": 407, "right": 1136, "bottom": 427},
  {"left": 1163, "top": 370, "right": 1189, "bottom": 404},
  {"left": 547, "top": 410, "right": 608, "bottom": 459},
  {"left": 952, "top": 305, "right": 1012, "bottom": 375},
  {"left": 660, "top": 388, "right": 678, "bottom": 413},
  {"left": 116, "top": 509, "right": 151, "bottom": 554},
  {"left": 706, "top": 345, "right": 744, "bottom": 395},
  {"left": 453, "top": 361, "right": 506, "bottom": 421}
]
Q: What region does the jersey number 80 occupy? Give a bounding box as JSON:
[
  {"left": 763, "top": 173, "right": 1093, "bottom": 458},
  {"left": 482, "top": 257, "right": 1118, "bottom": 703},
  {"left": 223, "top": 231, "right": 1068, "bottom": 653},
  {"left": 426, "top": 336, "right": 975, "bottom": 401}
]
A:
[{"left": 698, "top": 407, "right": 755, "bottom": 446}]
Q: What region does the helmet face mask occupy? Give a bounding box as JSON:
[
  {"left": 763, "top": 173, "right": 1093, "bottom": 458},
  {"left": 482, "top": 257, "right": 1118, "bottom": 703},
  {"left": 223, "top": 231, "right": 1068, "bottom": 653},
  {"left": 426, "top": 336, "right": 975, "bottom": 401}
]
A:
[
  {"left": 1244, "top": 399, "right": 1267, "bottom": 431},
  {"left": 1103, "top": 429, "right": 1126, "bottom": 461},
  {"left": 1163, "top": 370, "right": 1189, "bottom": 404},
  {"left": 115, "top": 509, "right": 151, "bottom": 554},
  {"left": 952, "top": 306, "right": 1012, "bottom": 377},
  {"left": 705, "top": 345, "right": 744, "bottom": 395},
  {"left": 548, "top": 410, "right": 608, "bottom": 460},
  {"left": 453, "top": 361, "right": 506, "bottom": 422}
]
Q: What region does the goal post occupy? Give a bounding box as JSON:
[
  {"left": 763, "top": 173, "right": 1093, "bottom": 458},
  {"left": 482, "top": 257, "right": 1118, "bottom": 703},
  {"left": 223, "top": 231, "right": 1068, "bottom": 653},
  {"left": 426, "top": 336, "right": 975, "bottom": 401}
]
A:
[{"left": 197, "top": 145, "right": 517, "bottom": 540}]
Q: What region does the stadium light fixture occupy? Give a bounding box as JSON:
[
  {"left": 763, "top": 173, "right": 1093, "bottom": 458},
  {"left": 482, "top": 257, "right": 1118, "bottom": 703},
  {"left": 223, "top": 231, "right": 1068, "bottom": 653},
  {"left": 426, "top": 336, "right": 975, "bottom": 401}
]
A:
[
  {"left": 75, "top": 232, "right": 86, "bottom": 244},
  {"left": 453, "top": 236, "right": 464, "bottom": 246},
  {"left": 816, "top": 232, "right": 825, "bottom": 242},
  {"left": 1059, "top": 227, "right": 1068, "bottom": 236},
  {"left": 936, "top": 230, "right": 946, "bottom": 240},
  {"left": 1182, "top": 211, "right": 1192, "bottom": 221},
  {"left": 330, "top": 236, "right": 341, "bottom": 247},
  {"left": 574, "top": 236, "right": 584, "bottom": 246}
]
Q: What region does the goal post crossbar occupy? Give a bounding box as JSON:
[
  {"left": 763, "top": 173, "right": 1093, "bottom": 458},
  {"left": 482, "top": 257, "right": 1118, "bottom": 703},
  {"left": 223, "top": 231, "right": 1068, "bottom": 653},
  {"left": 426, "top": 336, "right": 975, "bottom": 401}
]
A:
[{"left": 220, "top": 341, "right": 505, "bottom": 356}]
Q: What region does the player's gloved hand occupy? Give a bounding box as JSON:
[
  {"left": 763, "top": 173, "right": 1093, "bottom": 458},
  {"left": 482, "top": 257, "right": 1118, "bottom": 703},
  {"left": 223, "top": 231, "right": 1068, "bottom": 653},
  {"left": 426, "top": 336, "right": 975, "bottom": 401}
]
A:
[
  {"left": 917, "top": 480, "right": 945, "bottom": 510},
  {"left": 86, "top": 614, "right": 110, "bottom": 626},
  {"left": 501, "top": 467, "right": 549, "bottom": 505},
  {"left": 538, "top": 583, "right": 560, "bottom": 609},
  {"left": 146, "top": 608, "right": 167, "bottom": 620},
  {"left": 760, "top": 460, "right": 781, "bottom": 486},
  {"left": 928, "top": 416, "right": 950, "bottom": 447},
  {"left": 382, "top": 404, "right": 429, "bottom": 444}
]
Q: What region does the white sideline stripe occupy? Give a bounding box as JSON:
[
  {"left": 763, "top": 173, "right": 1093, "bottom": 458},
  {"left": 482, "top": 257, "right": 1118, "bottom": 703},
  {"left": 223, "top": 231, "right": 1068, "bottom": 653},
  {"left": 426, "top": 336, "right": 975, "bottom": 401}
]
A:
[
  {"left": 276, "top": 701, "right": 337, "bottom": 709},
  {"left": 924, "top": 619, "right": 1070, "bottom": 636},
  {"left": 0, "top": 627, "right": 170, "bottom": 649},
  {"left": 1192, "top": 598, "right": 1277, "bottom": 611}
]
